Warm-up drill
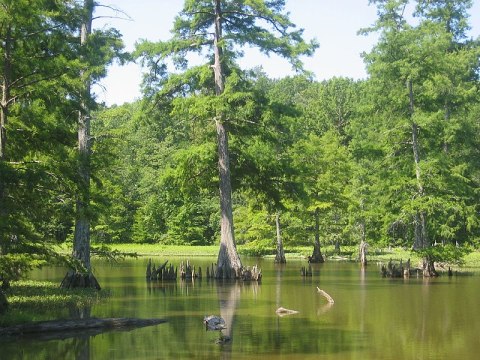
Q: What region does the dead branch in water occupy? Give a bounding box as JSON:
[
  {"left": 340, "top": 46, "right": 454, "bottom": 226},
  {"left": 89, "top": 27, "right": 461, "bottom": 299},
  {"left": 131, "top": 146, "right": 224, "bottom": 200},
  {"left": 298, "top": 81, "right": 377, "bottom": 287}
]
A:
[
  {"left": 316, "top": 287, "right": 334, "bottom": 304},
  {"left": 275, "top": 307, "right": 299, "bottom": 317}
]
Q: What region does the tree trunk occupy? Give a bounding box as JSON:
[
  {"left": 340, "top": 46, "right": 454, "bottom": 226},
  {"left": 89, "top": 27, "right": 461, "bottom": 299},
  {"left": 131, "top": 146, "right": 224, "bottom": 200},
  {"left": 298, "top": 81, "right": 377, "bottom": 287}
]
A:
[
  {"left": 309, "top": 207, "right": 324, "bottom": 263},
  {"left": 408, "top": 80, "right": 428, "bottom": 247},
  {"left": 359, "top": 219, "right": 367, "bottom": 266},
  {"left": 0, "top": 26, "right": 11, "bottom": 161},
  {"left": 215, "top": 120, "right": 242, "bottom": 278},
  {"left": 65, "top": 0, "right": 99, "bottom": 288},
  {"left": 213, "top": 0, "right": 242, "bottom": 278},
  {"left": 274, "top": 211, "right": 286, "bottom": 263},
  {"left": 422, "top": 257, "right": 438, "bottom": 277},
  {"left": 0, "top": 289, "right": 7, "bottom": 314},
  {"left": 0, "top": 26, "right": 12, "bottom": 255},
  {"left": 408, "top": 80, "right": 433, "bottom": 275},
  {"left": 359, "top": 240, "right": 368, "bottom": 267}
]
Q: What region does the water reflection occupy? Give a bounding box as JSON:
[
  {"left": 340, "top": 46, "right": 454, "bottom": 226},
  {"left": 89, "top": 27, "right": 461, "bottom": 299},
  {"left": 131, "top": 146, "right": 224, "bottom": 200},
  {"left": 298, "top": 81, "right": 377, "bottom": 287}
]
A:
[
  {"left": 216, "top": 282, "right": 240, "bottom": 359},
  {"left": 146, "top": 278, "right": 178, "bottom": 296},
  {"left": 10, "top": 259, "right": 480, "bottom": 359}
]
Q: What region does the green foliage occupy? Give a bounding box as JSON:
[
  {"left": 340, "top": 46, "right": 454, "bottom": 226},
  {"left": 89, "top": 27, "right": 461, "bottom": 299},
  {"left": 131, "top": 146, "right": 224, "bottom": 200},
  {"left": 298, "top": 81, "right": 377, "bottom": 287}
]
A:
[
  {"left": 1, "top": 0, "right": 478, "bottom": 272},
  {"left": 234, "top": 204, "right": 272, "bottom": 245},
  {"left": 0, "top": 0, "right": 125, "bottom": 281},
  {"left": 357, "top": 0, "right": 480, "bottom": 252},
  {"left": 415, "top": 244, "right": 471, "bottom": 265},
  {"left": 239, "top": 238, "right": 275, "bottom": 257}
]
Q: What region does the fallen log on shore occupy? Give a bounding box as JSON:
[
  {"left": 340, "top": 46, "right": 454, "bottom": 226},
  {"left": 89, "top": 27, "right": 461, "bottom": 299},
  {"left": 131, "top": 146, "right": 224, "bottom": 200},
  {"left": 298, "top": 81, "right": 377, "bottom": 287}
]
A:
[{"left": 0, "top": 317, "right": 167, "bottom": 338}]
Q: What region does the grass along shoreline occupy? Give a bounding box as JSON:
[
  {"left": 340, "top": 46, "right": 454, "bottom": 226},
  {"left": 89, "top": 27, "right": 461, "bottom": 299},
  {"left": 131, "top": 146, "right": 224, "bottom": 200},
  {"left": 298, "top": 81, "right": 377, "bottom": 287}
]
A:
[
  {"left": 0, "top": 280, "right": 109, "bottom": 327},
  {"left": 104, "top": 243, "right": 480, "bottom": 269}
]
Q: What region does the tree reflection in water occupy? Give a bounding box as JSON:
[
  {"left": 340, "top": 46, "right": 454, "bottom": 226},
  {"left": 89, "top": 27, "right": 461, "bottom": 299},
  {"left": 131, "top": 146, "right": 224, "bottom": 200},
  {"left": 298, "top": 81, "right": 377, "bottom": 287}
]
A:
[{"left": 216, "top": 281, "right": 241, "bottom": 357}]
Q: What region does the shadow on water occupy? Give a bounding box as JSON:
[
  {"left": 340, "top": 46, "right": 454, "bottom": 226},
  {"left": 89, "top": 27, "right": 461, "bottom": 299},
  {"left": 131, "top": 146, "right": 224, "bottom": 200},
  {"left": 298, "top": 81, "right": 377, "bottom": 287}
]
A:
[{"left": 1, "top": 303, "right": 94, "bottom": 360}]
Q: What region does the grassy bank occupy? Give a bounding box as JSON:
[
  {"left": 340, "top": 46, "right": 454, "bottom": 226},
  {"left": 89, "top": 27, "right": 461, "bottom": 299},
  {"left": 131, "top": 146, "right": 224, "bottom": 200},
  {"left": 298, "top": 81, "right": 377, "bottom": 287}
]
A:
[
  {"left": 107, "top": 243, "right": 220, "bottom": 257},
  {"left": 53, "top": 241, "right": 480, "bottom": 269},
  {"left": 0, "top": 280, "right": 109, "bottom": 327},
  {"left": 105, "top": 243, "right": 480, "bottom": 269}
]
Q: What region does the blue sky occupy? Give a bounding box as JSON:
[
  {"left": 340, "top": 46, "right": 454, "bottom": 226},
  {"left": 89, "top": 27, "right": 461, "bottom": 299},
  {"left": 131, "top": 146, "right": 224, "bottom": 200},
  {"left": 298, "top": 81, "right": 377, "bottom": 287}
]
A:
[{"left": 94, "top": 0, "right": 480, "bottom": 106}]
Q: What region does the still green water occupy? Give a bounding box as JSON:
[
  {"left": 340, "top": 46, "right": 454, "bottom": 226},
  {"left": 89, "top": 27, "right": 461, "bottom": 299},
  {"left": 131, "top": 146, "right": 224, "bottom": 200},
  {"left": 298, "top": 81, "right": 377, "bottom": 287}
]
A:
[{"left": 3, "top": 258, "right": 480, "bottom": 359}]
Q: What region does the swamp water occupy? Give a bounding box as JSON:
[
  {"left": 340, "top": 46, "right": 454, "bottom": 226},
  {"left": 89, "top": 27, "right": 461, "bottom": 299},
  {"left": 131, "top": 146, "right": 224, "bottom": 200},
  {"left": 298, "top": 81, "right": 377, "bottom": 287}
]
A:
[{"left": 2, "top": 257, "right": 480, "bottom": 359}]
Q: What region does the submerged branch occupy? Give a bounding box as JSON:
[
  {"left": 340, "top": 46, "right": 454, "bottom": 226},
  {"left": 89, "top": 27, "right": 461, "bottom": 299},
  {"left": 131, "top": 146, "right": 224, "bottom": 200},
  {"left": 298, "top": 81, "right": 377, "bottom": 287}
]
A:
[
  {"left": 275, "top": 307, "right": 299, "bottom": 317},
  {"left": 316, "top": 287, "right": 334, "bottom": 304}
]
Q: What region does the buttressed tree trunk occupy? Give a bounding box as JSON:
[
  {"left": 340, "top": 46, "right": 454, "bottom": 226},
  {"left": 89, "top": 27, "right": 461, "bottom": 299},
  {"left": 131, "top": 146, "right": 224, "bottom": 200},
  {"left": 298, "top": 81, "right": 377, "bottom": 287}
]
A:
[{"left": 213, "top": 0, "right": 242, "bottom": 279}]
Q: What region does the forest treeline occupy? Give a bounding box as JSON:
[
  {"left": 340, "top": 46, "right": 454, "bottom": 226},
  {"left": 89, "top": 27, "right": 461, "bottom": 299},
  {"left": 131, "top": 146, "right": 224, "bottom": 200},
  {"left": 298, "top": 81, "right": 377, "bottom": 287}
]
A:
[{"left": 1, "top": 0, "right": 480, "bottom": 285}]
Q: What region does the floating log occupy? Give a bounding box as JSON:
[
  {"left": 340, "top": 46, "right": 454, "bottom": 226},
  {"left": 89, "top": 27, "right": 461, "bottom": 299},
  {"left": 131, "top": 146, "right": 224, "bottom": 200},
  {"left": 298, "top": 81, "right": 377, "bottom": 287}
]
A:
[
  {"left": 0, "top": 317, "right": 167, "bottom": 337},
  {"left": 275, "top": 307, "right": 299, "bottom": 316},
  {"left": 316, "top": 287, "right": 334, "bottom": 304}
]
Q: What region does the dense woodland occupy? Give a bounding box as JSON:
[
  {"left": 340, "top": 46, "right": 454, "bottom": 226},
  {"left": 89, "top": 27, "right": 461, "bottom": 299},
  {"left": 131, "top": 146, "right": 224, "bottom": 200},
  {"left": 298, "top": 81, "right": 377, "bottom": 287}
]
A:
[{"left": 1, "top": 0, "right": 480, "bottom": 288}]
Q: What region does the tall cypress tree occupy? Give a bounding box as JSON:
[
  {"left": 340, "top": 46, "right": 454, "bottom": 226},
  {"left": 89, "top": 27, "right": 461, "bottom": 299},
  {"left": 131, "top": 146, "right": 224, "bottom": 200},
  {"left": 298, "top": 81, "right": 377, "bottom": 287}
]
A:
[
  {"left": 362, "top": 0, "right": 479, "bottom": 274},
  {"left": 135, "top": 0, "right": 317, "bottom": 278},
  {"left": 0, "top": 0, "right": 82, "bottom": 291},
  {"left": 62, "top": 0, "right": 125, "bottom": 288}
]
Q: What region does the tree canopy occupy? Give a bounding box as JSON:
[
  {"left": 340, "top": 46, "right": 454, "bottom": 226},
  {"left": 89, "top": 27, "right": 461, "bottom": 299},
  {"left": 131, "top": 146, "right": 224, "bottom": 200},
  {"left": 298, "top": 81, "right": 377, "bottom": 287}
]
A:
[{"left": 1, "top": 0, "right": 479, "bottom": 285}]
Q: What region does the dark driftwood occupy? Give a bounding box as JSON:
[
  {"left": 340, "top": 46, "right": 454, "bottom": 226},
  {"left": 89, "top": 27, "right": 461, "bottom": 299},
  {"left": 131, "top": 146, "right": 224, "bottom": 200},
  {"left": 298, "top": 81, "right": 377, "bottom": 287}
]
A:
[{"left": 0, "top": 317, "right": 167, "bottom": 338}]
